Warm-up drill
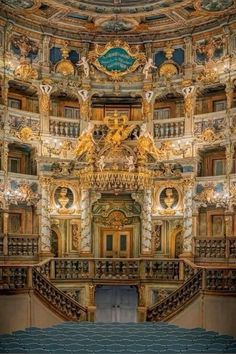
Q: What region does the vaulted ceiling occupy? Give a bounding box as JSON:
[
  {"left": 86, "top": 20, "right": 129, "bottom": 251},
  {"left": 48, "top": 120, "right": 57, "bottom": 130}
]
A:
[{"left": 0, "top": 0, "right": 236, "bottom": 41}]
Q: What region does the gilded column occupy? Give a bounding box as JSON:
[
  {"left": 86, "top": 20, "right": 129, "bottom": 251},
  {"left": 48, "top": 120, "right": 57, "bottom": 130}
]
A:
[
  {"left": 39, "top": 176, "right": 52, "bottom": 256},
  {"left": 182, "top": 179, "right": 194, "bottom": 257},
  {"left": 80, "top": 189, "right": 92, "bottom": 255}
]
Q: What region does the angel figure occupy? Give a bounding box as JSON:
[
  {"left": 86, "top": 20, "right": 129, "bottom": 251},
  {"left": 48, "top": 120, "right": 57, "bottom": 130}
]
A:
[
  {"left": 74, "top": 122, "right": 95, "bottom": 159},
  {"left": 143, "top": 58, "right": 157, "bottom": 79},
  {"left": 77, "top": 56, "right": 90, "bottom": 78}
]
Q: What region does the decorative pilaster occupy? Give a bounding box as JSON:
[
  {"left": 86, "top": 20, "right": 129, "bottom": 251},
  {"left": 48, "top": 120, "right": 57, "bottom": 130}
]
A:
[
  {"left": 80, "top": 189, "right": 92, "bottom": 255},
  {"left": 225, "top": 79, "right": 234, "bottom": 111},
  {"left": 39, "top": 81, "right": 53, "bottom": 133},
  {"left": 226, "top": 143, "right": 234, "bottom": 176},
  {"left": 182, "top": 179, "right": 194, "bottom": 257},
  {"left": 183, "top": 36, "right": 193, "bottom": 79},
  {"left": 1, "top": 141, "right": 8, "bottom": 176},
  {"left": 39, "top": 176, "right": 52, "bottom": 257},
  {"left": 132, "top": 190, "right": 152, "bottom": 255},
  {"left": 42, "top": 35, "right": 51, "bottom": 71},
  {"left": 182, "top": 85, "right": 197, "bottom": 136}
]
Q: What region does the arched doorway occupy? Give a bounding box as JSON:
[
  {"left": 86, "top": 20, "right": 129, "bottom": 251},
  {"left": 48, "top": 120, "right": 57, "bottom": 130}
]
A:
[
  {"left": 50, "top": 230, "right": 59, "bottom": 257},
  {"left": 95, "top": 286, "right": 138, "bottom": 323}
]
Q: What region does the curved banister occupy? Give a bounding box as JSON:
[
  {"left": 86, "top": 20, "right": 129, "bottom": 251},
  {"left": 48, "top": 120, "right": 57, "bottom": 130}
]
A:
[
  {"left": 147, "top": 269, "right": 203, "bottom": 322},
  {"left": 32, "top": 267, "right": 87, "bottom": 321}
]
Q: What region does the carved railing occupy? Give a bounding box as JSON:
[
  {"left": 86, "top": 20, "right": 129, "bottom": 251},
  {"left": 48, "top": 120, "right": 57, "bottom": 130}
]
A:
[
  {"left": 153, "top": 118, "right": 184, "bottom": 139},
  {"left": 145, "top": 260, "right": 180, "bottom": 280},
  {"left": 94, "top": 259, "right": 139, "bottom": 279},
  {"left": 32, "top": 268, "right": 87, "bottom": 321},
  {"left": 147, "top": 270, "right": 203, "bottom": 321},
  {"left": 50, "top": 258, "right": 185, "bottom": 281},
  {"left": 0, "top": 266, "right": 28, "bottom": 289},
  {"left": 0, "top": 234, "right": 39, "bottom": 257},
  {"left": 49, "top": 116, "right": 80, "bottom": 138},
  {"left": 8, "top": 235, "right": 39, "bottom": 256},
  {"left": 193, "top": 237, "right": 236, "bottom": 260},
  {"left": 54, "top": 259, "right": 89, "bottom": 280},
  {"left": 205, "top": 269, "right": 236, "bottom": 292}
]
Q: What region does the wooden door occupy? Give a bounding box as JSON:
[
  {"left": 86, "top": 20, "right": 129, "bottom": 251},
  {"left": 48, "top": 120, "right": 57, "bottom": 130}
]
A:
[
  {"left": 95, "top": 286, "right": 137, "bottom": 323},
  {"left": 102, "top": 229, "right": 132, "bottom": 258}
]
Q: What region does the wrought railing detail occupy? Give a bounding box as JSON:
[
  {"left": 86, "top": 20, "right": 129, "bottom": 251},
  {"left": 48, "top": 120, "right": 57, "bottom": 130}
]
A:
[
  {"left": 147, "top": 270, "right": 203, "bottom": 321},
  {"left": 206, "top": 269, "right": 236, "bottom": 292},
  {"left": 95, "top": 260, "right": 139, "bottom": 279},
  {"left": 32, "top": 268, "right": 87, "bottom": 320},
  {"left": 0, "top": 267, "right": 28, "bottom": 289},
  {"left": 55, "top": 260, "right": 89, "bottom": 280},
  {"left": 145, "top": 260, "right": 180, "bottom": 280}
]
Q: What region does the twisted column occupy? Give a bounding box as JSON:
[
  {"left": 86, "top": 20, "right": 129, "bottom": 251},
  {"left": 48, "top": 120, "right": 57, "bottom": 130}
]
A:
[
  {"left": 182, "top": 181, "right": 194, "bottom": 256},
  {"left": 39, "top": 176, "right": 52, "bottom": 256},
  {"left": 80, "top": 189, "right": 92, "bottom": 255}
]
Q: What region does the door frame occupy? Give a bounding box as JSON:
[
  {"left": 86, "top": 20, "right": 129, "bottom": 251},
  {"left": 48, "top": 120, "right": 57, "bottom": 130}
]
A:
[{"left": 100, "top": 227, "right": 133, "bottom": 258}]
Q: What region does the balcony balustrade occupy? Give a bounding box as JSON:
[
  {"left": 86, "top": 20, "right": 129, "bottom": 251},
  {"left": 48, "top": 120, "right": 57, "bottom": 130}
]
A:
[
  {"left": 193, "top": 237, "right": 236, "bottom": 260},
  {"left": 49, "top": 116, "right": 80, "bottom": 138},
  {"left": 154, "top": 118, "right": 185, "bottom": 139},
  {"left": 0, "top": 234, "right": 39, "bottom": 258}
]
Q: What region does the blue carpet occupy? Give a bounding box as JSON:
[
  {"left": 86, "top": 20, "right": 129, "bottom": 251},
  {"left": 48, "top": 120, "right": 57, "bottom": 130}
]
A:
[{"left": 0, "top": 322, "right": 235, "bottom": 353}]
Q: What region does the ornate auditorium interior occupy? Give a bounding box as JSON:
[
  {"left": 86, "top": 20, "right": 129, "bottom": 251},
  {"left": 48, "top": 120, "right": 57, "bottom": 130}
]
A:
[{"left": 0, "top": 0, "right": 236, "bottom": 352}]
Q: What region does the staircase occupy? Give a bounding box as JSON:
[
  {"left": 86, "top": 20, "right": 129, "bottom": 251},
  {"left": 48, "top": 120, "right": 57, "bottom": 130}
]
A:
[{"left": 0, "top": 322, "right": 236, "bottom": 353}]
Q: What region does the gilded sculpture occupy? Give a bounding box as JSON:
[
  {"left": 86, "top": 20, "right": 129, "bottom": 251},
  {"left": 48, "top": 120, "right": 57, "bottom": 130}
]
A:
[
  {"left": 74, "top": 122, "right": 96, "bottom": 161},
  {"left": 104, "top": 112, "right": 135, "bottom": 147}
]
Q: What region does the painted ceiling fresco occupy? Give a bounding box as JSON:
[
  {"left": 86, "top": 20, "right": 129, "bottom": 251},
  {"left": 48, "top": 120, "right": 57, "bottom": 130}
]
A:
[{"left": 0, "top": 0, "right": 235, "bottom": 39}]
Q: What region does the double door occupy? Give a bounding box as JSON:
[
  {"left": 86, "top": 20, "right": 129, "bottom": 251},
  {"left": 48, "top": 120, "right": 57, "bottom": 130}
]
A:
[
  {"left": 102, "top": 229, "right": 132, "bottom": 258},
  {"left": 95, "top": 286, "right": 137, "bottom": 323}
]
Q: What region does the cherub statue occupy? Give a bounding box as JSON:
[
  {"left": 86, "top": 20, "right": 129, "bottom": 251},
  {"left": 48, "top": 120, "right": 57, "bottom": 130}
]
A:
[
  {"left": 77, "top": 56, "right": 90, "bottom": 78},
  {"left": 143, "top": 58, "right": 157, "bottom": 79},
  {"left": 74, "top": 122, "right": 95, "bottom": 159}
]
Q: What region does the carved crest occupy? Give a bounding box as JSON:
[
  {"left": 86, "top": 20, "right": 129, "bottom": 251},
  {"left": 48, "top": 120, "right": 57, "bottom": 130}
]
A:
[{"left": 89, "top": 39, "right": 146, "bottom": 80}]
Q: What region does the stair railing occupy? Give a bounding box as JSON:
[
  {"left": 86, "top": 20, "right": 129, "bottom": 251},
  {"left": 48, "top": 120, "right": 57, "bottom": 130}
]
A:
[
  {"left": 32, "top": 267, "right": 88, "bottom": 321},
  {"left": 147, "top": 269, "right": 203, "bottom": 322}
]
